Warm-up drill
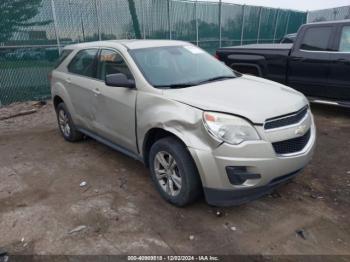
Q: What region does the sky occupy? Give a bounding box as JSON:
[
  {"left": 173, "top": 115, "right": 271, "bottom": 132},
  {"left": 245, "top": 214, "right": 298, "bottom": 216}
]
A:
[{"left": 203, "top": 0, "right": 350, "bottom": 11}]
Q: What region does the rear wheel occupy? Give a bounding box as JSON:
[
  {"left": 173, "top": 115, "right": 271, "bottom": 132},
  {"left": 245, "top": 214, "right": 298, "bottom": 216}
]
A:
[
  {"left": 56, "top": 102, "right": 83, "bottom": 142},
  {"left": 149, "top": 137, "right": 202, "bottom": 206}
]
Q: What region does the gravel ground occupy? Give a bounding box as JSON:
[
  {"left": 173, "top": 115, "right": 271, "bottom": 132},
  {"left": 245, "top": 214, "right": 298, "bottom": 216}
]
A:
[{"left": 0, "top": 101, "right": 349, "bottom": 256}]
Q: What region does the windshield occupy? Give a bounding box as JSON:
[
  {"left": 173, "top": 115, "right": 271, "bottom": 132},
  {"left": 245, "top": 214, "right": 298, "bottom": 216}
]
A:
[{"left": 129, "top": 45, "right": 239, "bottom": 88}]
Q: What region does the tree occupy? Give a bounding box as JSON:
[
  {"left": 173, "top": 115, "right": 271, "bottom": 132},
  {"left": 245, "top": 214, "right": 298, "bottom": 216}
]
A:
[{"left": 0, "top": 0, "right": 52, "bottom": 42}]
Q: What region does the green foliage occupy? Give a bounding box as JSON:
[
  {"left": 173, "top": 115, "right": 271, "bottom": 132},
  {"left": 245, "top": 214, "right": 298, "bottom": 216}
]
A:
[{"left": 0, "top": 0, "right": 52, "bottom": 42}]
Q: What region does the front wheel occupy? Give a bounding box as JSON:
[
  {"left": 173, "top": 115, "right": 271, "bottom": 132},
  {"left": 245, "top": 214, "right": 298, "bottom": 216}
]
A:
[{"left": 149, "top": 137, "right": 202, "bottom": 206}]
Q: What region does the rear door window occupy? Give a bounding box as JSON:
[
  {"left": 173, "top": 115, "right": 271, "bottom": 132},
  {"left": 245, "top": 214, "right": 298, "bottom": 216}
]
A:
[
  {"left": 300, "top": 27, "right": 332, "bottom": 51},
  {"left": 338, "top": 25, "right": 350, "bottom": 52},
  {"left": 68, "top": 49, "right": 98, "bottom": 78}
]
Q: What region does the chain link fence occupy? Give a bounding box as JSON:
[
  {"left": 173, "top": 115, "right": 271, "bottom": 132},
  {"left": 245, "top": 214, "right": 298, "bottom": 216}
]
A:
[
  {"left": 307, "top": 5, "right": 350, "bottom": 22},
  {"left": 0, "top": 0, "right": 306, "bottom": 105}
]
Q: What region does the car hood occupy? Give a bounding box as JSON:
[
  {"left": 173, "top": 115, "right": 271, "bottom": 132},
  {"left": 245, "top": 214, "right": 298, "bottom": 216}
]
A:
[{"left": 163, "top": 75, "right": 308, "bottom": 124}]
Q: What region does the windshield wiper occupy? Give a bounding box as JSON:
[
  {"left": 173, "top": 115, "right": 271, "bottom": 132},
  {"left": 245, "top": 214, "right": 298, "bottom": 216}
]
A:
[
  {"left": 154, "top": 76, "right": 235, "bottom": 89},
  {"left": 154, "top": 82, "right": 198, "bottom": 89},
  {"left": 195, "top": 75, "right": 235, "bottom": 85}
]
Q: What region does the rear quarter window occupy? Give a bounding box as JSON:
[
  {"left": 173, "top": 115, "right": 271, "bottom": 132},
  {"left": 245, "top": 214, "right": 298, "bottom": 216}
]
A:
[{"left": 55, "top": 49, "right": 73, "bottom": 68}]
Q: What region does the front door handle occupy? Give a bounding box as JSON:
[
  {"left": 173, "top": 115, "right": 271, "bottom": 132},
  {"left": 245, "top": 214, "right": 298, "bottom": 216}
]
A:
[
  {"left": 92, "top": 88, "right": 101, "bottom": 96},
  {"left": 65, "top": 78, "right": 72, "bottom": 84},
  {"left": 291, "top": 56, "right": 303, "bottom": 61}
]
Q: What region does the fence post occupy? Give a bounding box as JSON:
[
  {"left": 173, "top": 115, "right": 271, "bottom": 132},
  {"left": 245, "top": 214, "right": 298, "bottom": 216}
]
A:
[
  {"left": 142, "top": 0, "right": 146, "bottom": 39},
  {"left": 240, "top": 5, "right": 245, "bottom": 46},
  {"left": 333, "top": 8, "right": 338, "bottom": 20},
  {"left": 50, "top": 0, "right": 61, "bottom": 54},
  {"left": 68, "top": 0, "right": 75, "bottom": 42},
  {"left": 80, "top": 7, "right": 86, "bottom": 41},
  {"left": 273, "top": 9, "right": 279, "bottom": 43},
  {"left": 196, "top": 0, "right": 199, "bottom": 46},
  {"left": 257, "top": 7, "right": 262, "bottom": 44},
  {"left": 94, "top": 0, "right": 101, "bottom": 40},
  {"left": 304, "top": 11, "right": 308, "bottom": 24},
  {"left": 167, "top": 0, "right": 172, "bottom": 40},
  {"left": 219, "top": 0, "right": 222, "bottom": 47},
  {"left": 285, "top": 12, "right": 290, "bottom": 35}
]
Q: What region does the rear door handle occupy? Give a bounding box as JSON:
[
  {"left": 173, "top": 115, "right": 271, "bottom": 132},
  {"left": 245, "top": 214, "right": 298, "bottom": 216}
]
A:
[
  {"left": 92, "top": 88, "right": 101, "bottom": 96},
  {"left": 335, "top": 58, "right": 350, "bottom": 64},
  {"left": 65, "top": 78, "right": 72, "bottom": 84}
]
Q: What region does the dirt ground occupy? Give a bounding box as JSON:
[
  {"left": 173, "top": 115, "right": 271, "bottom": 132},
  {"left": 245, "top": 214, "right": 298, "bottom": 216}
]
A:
[{"left": 0, "top": 101, "right": 349, "bottom": 256}]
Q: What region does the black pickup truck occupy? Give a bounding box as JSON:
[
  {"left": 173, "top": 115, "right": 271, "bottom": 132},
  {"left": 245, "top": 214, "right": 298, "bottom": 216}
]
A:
[{"left": 216, "top": 20, "right": 350, "bottom": 107}]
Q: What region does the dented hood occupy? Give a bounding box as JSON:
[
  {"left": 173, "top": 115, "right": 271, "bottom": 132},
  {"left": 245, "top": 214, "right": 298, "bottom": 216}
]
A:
[{"left": 163, "top": 75, "right": 308, "bottom": 124}]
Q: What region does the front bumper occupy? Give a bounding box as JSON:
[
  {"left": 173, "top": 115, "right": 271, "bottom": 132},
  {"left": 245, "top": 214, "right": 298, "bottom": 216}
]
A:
[
  {"left": 189, "top": 119, "right": 316, "bottom": 206},
  {"left": 203, "top": 169, "right": 302, "bottom": 206}
]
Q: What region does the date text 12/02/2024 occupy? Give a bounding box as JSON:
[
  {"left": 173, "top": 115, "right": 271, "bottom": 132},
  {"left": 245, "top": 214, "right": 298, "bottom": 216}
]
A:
[{"left": 127, "top": 256, "right": 220, "bottom": 261}]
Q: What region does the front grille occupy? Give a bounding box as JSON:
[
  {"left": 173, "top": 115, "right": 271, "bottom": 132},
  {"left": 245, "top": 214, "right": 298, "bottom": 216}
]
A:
[
  {"left": 264, "top": 106, "right": 308, "bottom": 130},
  {"left": 272, "top": 129, "right": 311, "bottom": 155}
]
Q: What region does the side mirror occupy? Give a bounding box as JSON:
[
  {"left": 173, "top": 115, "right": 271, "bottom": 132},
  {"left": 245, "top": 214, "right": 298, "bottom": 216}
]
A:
[{"left": 105, "top": 73, "right": 135, "bottom": 88}]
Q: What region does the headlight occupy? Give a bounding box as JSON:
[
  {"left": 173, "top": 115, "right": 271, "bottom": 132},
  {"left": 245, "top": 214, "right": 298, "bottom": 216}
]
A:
[{"left": 203, "top": 112, "right": 260, "bottom": 145}]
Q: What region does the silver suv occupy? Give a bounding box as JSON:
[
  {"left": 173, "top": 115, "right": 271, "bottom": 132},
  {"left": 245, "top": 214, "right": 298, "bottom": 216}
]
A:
[{"left": 51, "top": 40, "right": 316, "bottom": 207}]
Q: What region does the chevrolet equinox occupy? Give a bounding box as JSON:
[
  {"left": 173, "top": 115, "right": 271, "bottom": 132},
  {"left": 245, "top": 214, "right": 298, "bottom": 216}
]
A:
[{"left": 51, "top": 40, "right": 316, "bottom": 207}]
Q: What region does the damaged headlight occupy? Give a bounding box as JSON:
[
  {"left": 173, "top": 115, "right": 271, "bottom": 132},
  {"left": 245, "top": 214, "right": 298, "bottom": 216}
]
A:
[{"left": 203, "top": 112, "right": 260, "bottom": 145}]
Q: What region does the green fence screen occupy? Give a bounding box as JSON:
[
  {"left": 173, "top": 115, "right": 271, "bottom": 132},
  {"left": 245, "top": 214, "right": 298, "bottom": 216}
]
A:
[
  {"left": 307, "top": 6, "right": 350, "bottom": 22},
  {"left": 0, "top": 0, "right": 306, "bottom": 105}
]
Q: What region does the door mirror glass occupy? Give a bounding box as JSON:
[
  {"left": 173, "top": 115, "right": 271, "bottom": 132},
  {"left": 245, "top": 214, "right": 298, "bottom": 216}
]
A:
[{"left": 105, "top": 73, "right": 135, "bottom": 88}]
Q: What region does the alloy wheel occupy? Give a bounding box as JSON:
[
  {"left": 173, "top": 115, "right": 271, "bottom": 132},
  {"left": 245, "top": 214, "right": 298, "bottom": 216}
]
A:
[
  {"left": 58, "top": 109, "right": 71, "bottom": 137},
  {"left": 153, "top": 151, "right": 182, "bottom": 197}
]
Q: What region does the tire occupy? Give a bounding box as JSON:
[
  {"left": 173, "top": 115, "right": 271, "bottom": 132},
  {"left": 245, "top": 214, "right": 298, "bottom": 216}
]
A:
[
  {"left": 56, "top": 102, "right": 83, "bottom": 142},
  {"left": 149, "top": 137, "right": 202, "bottom": 206}
]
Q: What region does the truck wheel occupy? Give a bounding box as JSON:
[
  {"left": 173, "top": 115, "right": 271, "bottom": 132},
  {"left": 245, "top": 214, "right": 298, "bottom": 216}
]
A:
[
  {"left": 56, "top": 102, "right": 83, "bottom": 142},
  {"left": 149, "top": 137, "right": 202, "bottom": 206}
]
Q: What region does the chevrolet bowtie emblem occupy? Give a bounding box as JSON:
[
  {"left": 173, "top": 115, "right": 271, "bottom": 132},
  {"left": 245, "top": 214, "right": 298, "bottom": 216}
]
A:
[{"left": 295, "top": 125, "right": 307, "bottom": 136}]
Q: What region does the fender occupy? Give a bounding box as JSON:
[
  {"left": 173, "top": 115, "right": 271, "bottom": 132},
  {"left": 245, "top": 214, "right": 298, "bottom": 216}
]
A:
[
  {"left": 136, "top": 92, "right": 220, "bottom": 159},
  {"left": 226, "top": 54, "right": 266, "bottom": 77},
  {"left": 230, "top": 62, "right": 263, "bottom": 77}
]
